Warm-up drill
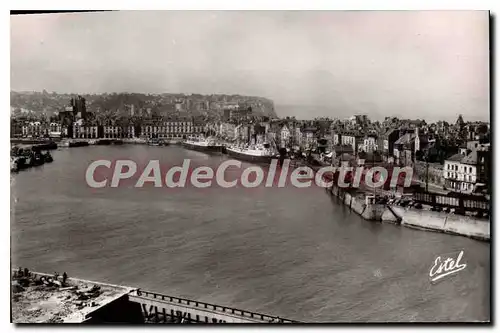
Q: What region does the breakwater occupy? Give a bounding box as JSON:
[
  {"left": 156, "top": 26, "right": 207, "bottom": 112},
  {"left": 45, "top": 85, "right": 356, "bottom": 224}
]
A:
[{"left": 326, "top": 184, "right": 490, "bottom": 241}]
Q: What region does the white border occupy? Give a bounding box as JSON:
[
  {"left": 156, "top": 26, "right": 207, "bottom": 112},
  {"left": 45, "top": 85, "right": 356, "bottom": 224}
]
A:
[
  {"left": 5, "top": 0, "right": 496, "bottom": 10},
  {"left": 2, "top": 2, "right": 497, "bottom": 333}
]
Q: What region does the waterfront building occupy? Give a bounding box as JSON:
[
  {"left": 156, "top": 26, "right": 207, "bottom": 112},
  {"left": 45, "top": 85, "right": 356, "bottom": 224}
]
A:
[
  {"left": 380, "top": 128, "right": 400, "bottom": 162},
  {"left": 393, "top": 132, "right": 416, "bottom": 166},
  {"left": 70, "top": 96, "right": 88, "bottom": 121},
  {"left": 21, "top": 124, "right": 28, "bottom": 137},
  {"left": 338, "top": 152, "right": 356, "bottom": 168},
  {"left": 192, "top": 120, "right": 204, "bottom": 137},
  {"left": 357, "top": 151, "right": 384, "bottom": 167},
  {"left": 122, "top": 125, "right": 135, "bottom": 139},
  {"left": 414, "top": 127, "right": 436, "bottom": 159},
  {"left": 360, "top": 134, "right": 378, "bottom": 153},
  {"left": 331, "top": 144, "right": 355, "bottom": 162},
  {"left": 267, "top": 130, "right": 277, "bottom": 144},
  {"left": 476, "top": 144, "right": 491, "bottom": 193},
  {"left": 443, "top": 143, "right": 490, "bottom": 194},
  {"left": 279, "top": 125, "right": 291, "bottom": 148},
  {"left": 22, "top": 121, "right": 44, "bottom": 138},
  {"left": 49, "top": 122, "right": 62, "bottom": 136},
  {"left": 251, "top": 123, "right": 267, "bottom": 144},
  {"left": 339, "top": 130, "right": 364, "bottom": 155},
  {"left": 219, "top": 122, "right": 236, "bottom": 141},
  {"left": 11, "top": 120, "right": 23, "bottom": 137},
  {"left": 73, "top": 124, "right": 98, "bottom": 139},
  {"left": 302, "top": 127, "right": 318, "bottom": 150},
  {"left": 140, "top": 124, "right": 151, "bottom": 139},
  {"left": 316, "top": 137, "right": 330, "bottom": 154},
  {"left": 230, "top": 107, "right": 252, "bottom": 122},
  {"left": 331, "top": 129, "right": 340, "bottom": 147},
  {"left": 139, "top": 121, "right": 198, "bottom": 139},
  {"left": 444, "top": 153, "right": 477, "bottom": 193},
  {"left": 347, "top": 116, "right": 357, "bottom": 126},
  {"left": 288, "top": 124, "right": 301, "bottom": 147},
  {"left": 101, "top": 126, "right": 119, "bottom": 139},
  {"left": 346, "top": 115, "right": 369, "bottom": 129},
  {"left": 400, "top": 119, "right": 426, "bottom": 129},
  {"left": 204, "top": 122, "right": 219, "bottom": 137},
  {"left": 235, "top": 124, "right": 250, "bottom": 143},
  {"left": 463, "top": 122, "right": 489, "bottom": 141}
]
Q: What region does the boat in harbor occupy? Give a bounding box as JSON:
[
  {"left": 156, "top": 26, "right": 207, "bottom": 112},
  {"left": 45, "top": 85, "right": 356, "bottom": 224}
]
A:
[
  {"left": 10, "top": 145, "right": 53, "bottom": 171},
  {"left": 182, "top": 137, "right": 224, "bottom": 153},
  {"left": 31, "top": 150, "right": 44, "bottom": 166},
  {"left": 11, "top": 156, "right": 20, "bottom": 172},
  {"left": 147, "top": 138, "right": 168, "bottom": 146},
  {"left": 92, "top": 139, "right": 124, "bottom": 145},
  {"left": 43, "top": 151, "right": 53, "bottom": 163},
  {"left": 60, "top": 139, "right": 90, "bottom": 148},
  {"left": 225, "top": 143, "right": 278, "bottom": 164}
]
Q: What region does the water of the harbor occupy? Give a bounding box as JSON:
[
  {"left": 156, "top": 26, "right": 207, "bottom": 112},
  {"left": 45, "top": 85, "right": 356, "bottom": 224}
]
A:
[{"left": 11, "top": 145, "right": 490, "bottom": 322}]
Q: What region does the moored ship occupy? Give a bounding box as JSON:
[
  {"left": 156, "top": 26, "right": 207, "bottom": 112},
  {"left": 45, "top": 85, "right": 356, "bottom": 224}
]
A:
[
  {"left": 60, "top": 139, "right": 90, "bottom": 148},
  {"left": 182, "top": 137, "right": 223, "bottom": 153},
  {"left": 10, "top": 146, "right": 54, "bottom": 172},
  {"left": 225, "top": 143, "right": 277, "bottom": 164},
  {"left": 147, "top": 138, "right": 169, "bottom": 146}
]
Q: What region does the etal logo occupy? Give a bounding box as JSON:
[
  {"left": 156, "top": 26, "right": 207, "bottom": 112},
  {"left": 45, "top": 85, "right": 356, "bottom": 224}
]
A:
[{"left": 429, "top": 250, "right": 467, "bottom": 283}]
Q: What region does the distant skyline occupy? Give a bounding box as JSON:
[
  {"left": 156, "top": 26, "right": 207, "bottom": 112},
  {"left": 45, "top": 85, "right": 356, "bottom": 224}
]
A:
[{"left": 11, "top": 11, "right": 489, "bottom": 122}]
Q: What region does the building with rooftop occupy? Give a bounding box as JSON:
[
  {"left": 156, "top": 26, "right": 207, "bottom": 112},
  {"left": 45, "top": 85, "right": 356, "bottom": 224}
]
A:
[{"left": 443, "top": 143, "right": 490, "bottom": 194}]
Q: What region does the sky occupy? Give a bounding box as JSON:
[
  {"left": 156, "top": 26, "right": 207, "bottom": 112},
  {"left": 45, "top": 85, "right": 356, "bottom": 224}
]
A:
[{"left": 10, "top": 11, "right": 489, "bottom": 122}]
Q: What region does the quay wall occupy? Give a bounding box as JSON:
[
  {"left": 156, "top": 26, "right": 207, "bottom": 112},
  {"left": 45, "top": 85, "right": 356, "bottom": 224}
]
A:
[
  {"left": 326, "top": 185, "right": 489, "bottom": 241},
  {"left": 400, "top": 209, "right": 490, "bottom": 241},
  {"left": 351, "top": 198, "right": 366, "bottom": 216},
  {"left": 327, "top": 186, "right": 389, "bottom": 222},
  {"left": 362, "top": 203, "right": 386, "bottom": 221}
]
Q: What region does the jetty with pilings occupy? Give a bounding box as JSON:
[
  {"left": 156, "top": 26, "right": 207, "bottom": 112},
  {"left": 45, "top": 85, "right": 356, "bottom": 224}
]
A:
[{"left": 11, "top": 270, "right": 298, "bottom": 324}]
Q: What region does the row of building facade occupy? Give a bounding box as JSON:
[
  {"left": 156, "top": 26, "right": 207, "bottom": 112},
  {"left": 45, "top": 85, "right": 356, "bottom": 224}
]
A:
[
  {"left": 16, "top": 121, "right": 205, "bottom": 139},
  {"left": 12, "top": 114, "right": 491, "bottom": 195}
]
